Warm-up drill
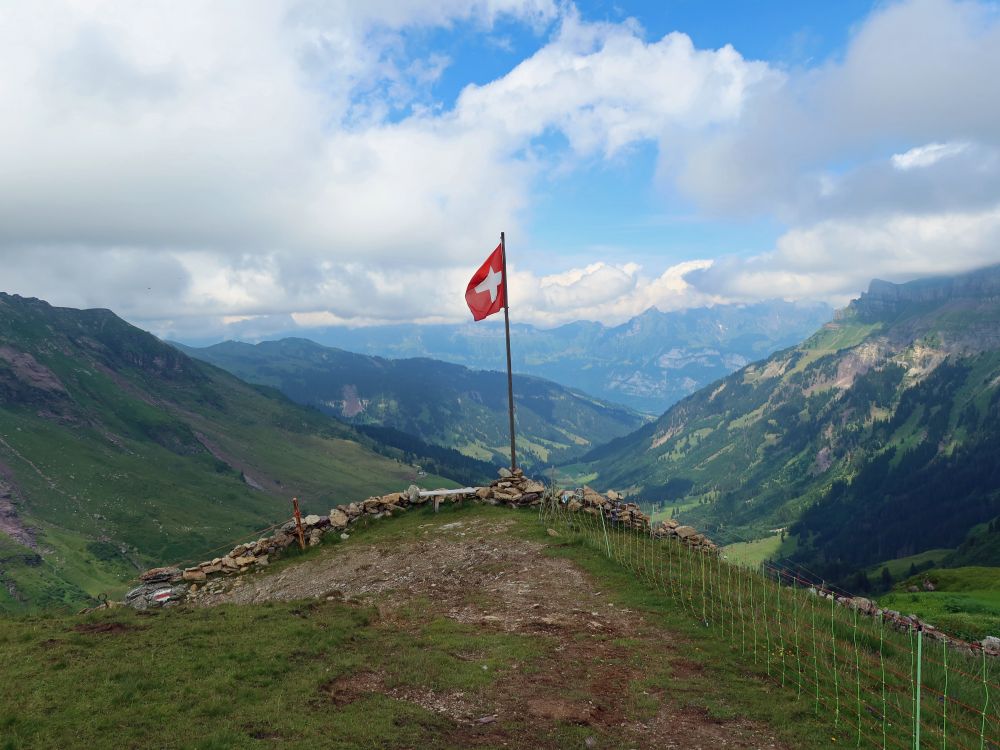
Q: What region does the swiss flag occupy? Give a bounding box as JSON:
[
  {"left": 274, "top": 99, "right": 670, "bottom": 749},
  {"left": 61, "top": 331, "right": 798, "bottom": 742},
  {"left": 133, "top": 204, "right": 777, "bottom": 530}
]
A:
[{"left": 465, "top": 243, "right": 506, "bottom": 321}]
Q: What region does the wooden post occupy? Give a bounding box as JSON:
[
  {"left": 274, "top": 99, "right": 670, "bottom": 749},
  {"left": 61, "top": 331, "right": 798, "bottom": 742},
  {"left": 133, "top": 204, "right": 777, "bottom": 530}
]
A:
[
  {"left": 500, "top": 231, "right": 517, "bottom": 472},
  {"left": 291, "top": 497, "right": 305, "bottom": 550}
]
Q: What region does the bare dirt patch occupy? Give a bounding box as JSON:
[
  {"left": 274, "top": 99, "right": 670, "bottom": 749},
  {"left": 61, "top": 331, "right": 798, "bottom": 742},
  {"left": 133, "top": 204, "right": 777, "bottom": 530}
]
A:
[{"left": 199, "top": 515, "right": 790, "bottom": 749}]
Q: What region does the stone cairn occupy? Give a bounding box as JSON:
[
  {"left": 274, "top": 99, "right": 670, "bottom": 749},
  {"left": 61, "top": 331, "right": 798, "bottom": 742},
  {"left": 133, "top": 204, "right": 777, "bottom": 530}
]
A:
[{"left": 124, "top": 469, "right": 716, "bottom": 610}]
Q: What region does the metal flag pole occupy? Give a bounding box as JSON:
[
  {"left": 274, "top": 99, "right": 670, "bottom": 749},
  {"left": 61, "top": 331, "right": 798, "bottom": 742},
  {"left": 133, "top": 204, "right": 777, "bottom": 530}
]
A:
[{"left": 500, "top": 231, "right": 517, "bottom": 471}]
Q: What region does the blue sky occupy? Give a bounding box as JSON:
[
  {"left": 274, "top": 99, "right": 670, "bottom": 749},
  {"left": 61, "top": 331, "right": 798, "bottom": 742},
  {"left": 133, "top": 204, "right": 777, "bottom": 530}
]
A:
[{"left": 0, "top": 0, "right": 998, "bottom": 338}]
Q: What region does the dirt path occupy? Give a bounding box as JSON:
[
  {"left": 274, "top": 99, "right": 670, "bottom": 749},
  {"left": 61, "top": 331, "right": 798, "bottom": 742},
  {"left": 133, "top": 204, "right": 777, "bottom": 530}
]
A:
[{"left": 197, "top": 515, "right": 789, "bottom": 749}]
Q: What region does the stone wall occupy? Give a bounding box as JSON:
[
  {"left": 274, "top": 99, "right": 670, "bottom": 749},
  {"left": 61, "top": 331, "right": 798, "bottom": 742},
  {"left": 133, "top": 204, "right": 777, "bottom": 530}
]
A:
[{"left": 123, "top": 469, "right": 716, "bottom": 610}]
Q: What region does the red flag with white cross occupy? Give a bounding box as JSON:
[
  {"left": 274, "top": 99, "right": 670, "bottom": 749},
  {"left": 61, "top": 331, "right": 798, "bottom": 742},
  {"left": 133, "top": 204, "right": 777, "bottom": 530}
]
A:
[{"left": 465, "top": 243, "right": 505, "bottom": 321}]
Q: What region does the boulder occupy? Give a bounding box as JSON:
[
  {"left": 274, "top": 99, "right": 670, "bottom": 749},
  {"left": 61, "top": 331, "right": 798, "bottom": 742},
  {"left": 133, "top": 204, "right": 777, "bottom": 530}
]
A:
[
  {"left": 406, "top": 485, "right": 421, "bottom": 503},
  {"left": 139, "top": 566, "right": 182, "bottom": 583},
  {"left": 329, "top": 509, "right": 349, "bottom": 529},
  {"left": 182, "top": 569, "right": 207, "bottom": 582},
  {"left": 674, "top": 526, "right": 698, "bottom": 540},
  {"left": 303, "top": 514, "right": 323, "bottom": 527}
]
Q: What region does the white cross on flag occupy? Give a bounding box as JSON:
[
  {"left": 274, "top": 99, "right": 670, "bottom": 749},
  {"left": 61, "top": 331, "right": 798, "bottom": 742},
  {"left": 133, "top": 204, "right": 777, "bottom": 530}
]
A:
[{"left": 465, "top": 243, "right": 506, "bottom": 321}]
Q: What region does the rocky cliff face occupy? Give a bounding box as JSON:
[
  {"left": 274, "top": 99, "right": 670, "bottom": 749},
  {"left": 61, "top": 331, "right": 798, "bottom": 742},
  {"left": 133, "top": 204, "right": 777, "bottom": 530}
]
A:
[{"left": 850, "top": 264, "right": 1000, "bottom": 320}]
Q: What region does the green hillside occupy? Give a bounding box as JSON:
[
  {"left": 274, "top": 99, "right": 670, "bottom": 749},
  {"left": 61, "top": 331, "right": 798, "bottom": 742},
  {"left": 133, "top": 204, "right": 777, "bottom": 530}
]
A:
[
  {"left": 0, "top": 294, "right": 456, "bottom": 612},
  {"left": 177, "top": 338, "right": 650, "bottom": 469},
  {"left": 579, "top": 266, "right": 1000, "bottom": 589}
]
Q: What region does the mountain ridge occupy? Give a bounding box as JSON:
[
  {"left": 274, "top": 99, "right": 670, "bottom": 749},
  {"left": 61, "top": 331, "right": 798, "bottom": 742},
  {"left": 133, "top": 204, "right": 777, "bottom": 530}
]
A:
[
  {"left": 576, "top": 265, "right": 1000, "bottom": 586},
  {"left": 182, "top": 300, "right": 831, "bottom": 414},
  {"left": 175, "top": 337, "right": 650, "bottom": 470},
  {"left": 0, "top": 293, "right": 467, "bottom": 611}
]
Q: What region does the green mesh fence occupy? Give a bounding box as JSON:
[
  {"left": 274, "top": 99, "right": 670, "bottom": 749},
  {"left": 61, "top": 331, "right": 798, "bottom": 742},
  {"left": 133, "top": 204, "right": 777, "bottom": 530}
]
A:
[{"left": 538, "top": 498, "right": 999, "bottom": 749}]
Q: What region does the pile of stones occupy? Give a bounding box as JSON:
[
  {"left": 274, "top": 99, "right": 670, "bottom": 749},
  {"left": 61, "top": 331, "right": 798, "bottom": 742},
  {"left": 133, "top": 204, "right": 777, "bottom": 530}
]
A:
[{"left": 560, "top": 485, "right": 719, "bottom": 554}]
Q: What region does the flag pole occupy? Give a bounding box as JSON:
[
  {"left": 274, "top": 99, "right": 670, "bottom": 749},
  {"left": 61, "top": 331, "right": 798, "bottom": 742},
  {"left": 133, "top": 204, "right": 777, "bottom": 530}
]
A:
[{"left": 500, "top": 231, "right": 517, "bottom": 471}]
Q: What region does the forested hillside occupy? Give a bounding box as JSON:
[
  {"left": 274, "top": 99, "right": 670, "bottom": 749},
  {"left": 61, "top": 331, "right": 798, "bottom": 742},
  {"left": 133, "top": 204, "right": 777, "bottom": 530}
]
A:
[
  {"left": 178, "top": 338, "right": 649, "bottom": 469},
  {"left": 579, "top": 266, "right": 1000, "bottom": 585}
]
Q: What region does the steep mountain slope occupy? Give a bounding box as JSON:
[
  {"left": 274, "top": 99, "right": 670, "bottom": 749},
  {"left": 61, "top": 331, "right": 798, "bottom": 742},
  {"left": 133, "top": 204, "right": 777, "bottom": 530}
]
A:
[
  {"left": 203, "top": 301, "right": 830, "bottom": 414},
  {"left": 0, "top": 294, "right": 457, "bottom": 612},
  {"left": 580, "top": 266, "right": 1000, "bottom": 582},
  {"left": 177, "top": 338, "right": 649, "bottom": 469}
]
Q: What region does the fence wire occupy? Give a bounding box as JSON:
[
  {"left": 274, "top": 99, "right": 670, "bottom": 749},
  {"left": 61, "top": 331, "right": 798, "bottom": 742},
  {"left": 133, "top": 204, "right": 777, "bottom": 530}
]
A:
[{"left": 538, "top": 499, "right": 999, "bottom": 749}]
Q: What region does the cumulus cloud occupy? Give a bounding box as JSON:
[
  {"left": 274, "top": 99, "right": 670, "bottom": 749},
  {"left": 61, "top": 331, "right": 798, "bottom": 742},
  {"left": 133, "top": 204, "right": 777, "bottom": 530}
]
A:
[
  {"left": 675, "top": 0, "right": 1000, "bottom": 221},
  {"left": 0, "top": 0, "right": 764, "bottom": 334},
  {"left": 688, "top": 207, "right": 1000, "bottom": 303},
  {"left": 2, "top": 0, "right": 998, "bottom": 339}
]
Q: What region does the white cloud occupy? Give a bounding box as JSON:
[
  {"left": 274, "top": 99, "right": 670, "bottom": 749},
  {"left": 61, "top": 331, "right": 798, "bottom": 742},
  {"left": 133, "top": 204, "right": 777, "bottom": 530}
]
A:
[
  {"left": 675, "top": 0, "right": 1000, "bottom": 220},
  {"left": 0, "top": 0, "right": 764, "bottom": 333},
  {"left": 892, "top": 141, "right": 971, "bottom": 171},
  {"left": 688, "top": 206, "right": 1000, "bottom": 302},
  {"left": 2, "top": 0, "right": 998, "bottom": 341},
  {"left": 455, "top": 9, "right": 772, "bottom": 157}
]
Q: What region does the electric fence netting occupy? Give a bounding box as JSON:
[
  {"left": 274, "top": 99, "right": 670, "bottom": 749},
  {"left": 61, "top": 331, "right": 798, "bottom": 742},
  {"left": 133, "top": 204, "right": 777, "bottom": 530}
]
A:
[{"left": 538, "top": 498, "right": 999, "bottom": 749}]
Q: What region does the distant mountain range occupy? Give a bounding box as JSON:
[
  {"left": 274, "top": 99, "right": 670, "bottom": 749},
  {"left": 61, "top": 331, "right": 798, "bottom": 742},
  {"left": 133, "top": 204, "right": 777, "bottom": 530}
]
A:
[
  {"left": 0, "top": 294, "right": 475, "bottom": 612},
  {"left": 220, "top": 301, "right": 831, "bottom": 414},
  {"left": 579, "top": 265, "right": 1000, "bottom": 586},
  {"left": 175, "top": 338, "right": 649, "bottom": 470}
]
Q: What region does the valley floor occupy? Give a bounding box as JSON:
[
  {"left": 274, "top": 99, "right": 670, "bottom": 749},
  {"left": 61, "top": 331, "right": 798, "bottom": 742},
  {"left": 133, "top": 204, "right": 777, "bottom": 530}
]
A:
[{"left": 1, "top": 505, "right": 842, "bottom": 749}]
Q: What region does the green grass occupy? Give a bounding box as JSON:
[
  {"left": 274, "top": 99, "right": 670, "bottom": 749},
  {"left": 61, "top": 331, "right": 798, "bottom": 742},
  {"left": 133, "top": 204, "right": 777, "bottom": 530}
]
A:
[
  {"left": 865, "top": 549, "right": 953, "bottom": 580},
  {"left": 877, "top": 566, "right": 1000, "bottom": 641},
  {"left": 723, "top": 533, "right": 784, "bottom": 567},
  {"left": 0, "top": 504, "right": 870, "bottom": 749}
]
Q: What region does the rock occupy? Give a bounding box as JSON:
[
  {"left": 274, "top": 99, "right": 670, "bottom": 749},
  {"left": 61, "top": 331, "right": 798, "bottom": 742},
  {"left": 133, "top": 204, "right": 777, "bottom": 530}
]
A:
[
  {"left": 340, "top": 533, "right": 350, "bottom": 541},
  {"left": 922, "top": 579, "right": 936, "bottom": 592},
  {"left": 329, "top": 509, "right": 349, "bottom": 529},
  {"left": 255, "top": 554, "right": 269, "bottom": 566},
  {"left": 303, "top": 514, "right": 323, "bottom": 527},
  {"left": 546, "top": 528, "right": 559, "bottom": 537},
  {"left": 406, "top": 485, "right": 421, "bottom": 503},
  {"left": 674, "top": 526, "right": 697, "bottom": 540},
  {"left": 522, "top": 480, "right": 546, "bottom": 494},
  {"left": 233, "top": 555, "right": 256, "bottom": 567},
  {"left": 567, "top": 500, "right": 582, "bottom": 512},
  {"left": 981, "top": 635, "right": 1000, "bottom": 652},
  {"left": 307, "top": 529, "right": 322, "bottom": 547},
  {"left": 200, "top": 564, "right": 223, "bottom": 575},
  {"left": 475, "top": 487, "right": 492, "bottom": 500},
  {"left": 606, "top": 489, "right": 621, "bottom": 501},
  {"left": 182, "top": 568, "right": 207, "bottom": 582},
  {"left": 907, "top": 585, "right": 920, "bottom": 593},
  {"left": 139, "top": 566, "right": 182, "bottom": 583},
  {"left": 221, "top": 556, "right": 238, "bottom": 570},
  {"left": 498, "top": 467, "right": 513, "bottom": 479},
  {"left": 382, "top": 492, "right": 403, "bottom": 506}
]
